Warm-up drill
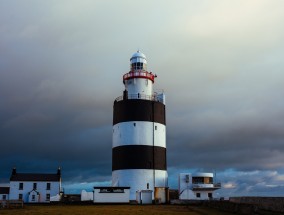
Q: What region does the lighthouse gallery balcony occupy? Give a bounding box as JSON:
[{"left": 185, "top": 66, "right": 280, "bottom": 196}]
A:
[
  {"left": 191, "top": 183, "right": 222, "bottom": 191},
  {"left": 123, "top": 70, "right": 155, "bottom": 83},
  {"left": 115, "top": 93, "right": 158, "bottom": 102}
]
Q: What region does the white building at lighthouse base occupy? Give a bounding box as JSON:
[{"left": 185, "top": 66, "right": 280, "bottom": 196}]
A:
[
  {"left": 179, "top": 173, "right": 221, "bottom": 200},
  {"left": 112, "top": 169, "right": 167, "bottom": 200}
]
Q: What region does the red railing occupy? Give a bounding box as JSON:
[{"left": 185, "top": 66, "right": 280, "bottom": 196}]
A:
[{"left": 123, "top": 71, "right": 155, "bottom": 83}]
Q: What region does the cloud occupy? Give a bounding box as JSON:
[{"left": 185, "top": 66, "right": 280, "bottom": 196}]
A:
[{"left": 215, "top": 170, "right": 284, "bottom": 197}]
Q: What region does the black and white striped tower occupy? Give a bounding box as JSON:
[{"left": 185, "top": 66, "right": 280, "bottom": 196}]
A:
[{"left": 112, "top": 51, "right": 167, "bottom": 200}]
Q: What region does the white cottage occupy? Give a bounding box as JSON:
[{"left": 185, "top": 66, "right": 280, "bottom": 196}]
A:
[
  {"left": 179, "top": 173, "right": 221, "bottom": 200},
  {"left": 9, "top": 168, "right": 62, "bottom": 203}
]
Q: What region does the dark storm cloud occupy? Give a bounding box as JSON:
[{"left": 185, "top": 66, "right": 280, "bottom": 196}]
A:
[
  {"left": 1, "top": 0, "right": 284, "bottom": 196},
  {"left": 167, "top": 101, "right": 284, "bottom": 170},
  {"left": 0, "top": 61, "right": 113, "bottom": 175}
]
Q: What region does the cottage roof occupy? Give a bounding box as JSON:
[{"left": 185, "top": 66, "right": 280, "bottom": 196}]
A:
[
  {"left": 10, "top": 167, "right": 61, "bottom": 182},
  {"left": 0, "top": 187, "right": 10, "bottom": 194},
  {"left": 10, "top": 173, "right": 60, "bottom": 182}
]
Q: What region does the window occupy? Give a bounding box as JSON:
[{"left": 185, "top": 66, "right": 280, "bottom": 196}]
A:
[
  {"left": 204, "top": 177, "right": 213, "bottom": 184},
  {"left": 185, "top": 175, "right": 190, "bottom": 183},
  {"left": 131, "top": 62, "right": 146, "bottom": 71},
  {"left": 19, "top": 194, "right": 23, "bottom": 200},
  {"left": 46, "top": 183, "right": 51, "bottom": 190},
  {"left": 147, "top": 183, "right": 149, "bottom": 189},
  {"left": 32, "top": 195, "right": 35, "bottom": 201},
  {"left": 208, "top": 193, "right": 213, "bottom": 198},
  {"left": 19, "top": 183, "right": 23, "bottom": 190},
  {"left": 3, "top": 195, "right": 6, "bottom": 200},
  {"left": 46, "top": 194, "right": 50, "bottom": 201},
  {"left": 133, "top": 123, "right": 136, "bottom": 127},
  {"left": 192, "top": 177, "right": 204, "bottom": 184},
  {"left": 196, "top": 193, "right": 200, "bottom": 198},
  {"left": 99, "top": 188, "right": 124, "bottom": 193},
  {"left": 33, "top": 183, "right": 37, "bottom": 190},
  {"left": 155, "top": 126, "right": 157, "bottom": 130}
]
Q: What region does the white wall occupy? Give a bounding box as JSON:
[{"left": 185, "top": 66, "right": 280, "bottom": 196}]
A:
[
  {"left": 192, "top": 191, "right": 213, "bottom": 200},
  {"left": 93, "top": 189, "right": 129, "bottom": 203},
  {"left": 125, "top": 78, "right": 153, "bottom": 97},
  {"left": 50, "top": 194, "right": 61, "bottom": 202},
  {"left": 9, "top": 181, "right": 60, "bottom": 203},
  {"left": 113, "top": 122, "right": 166, "bottom": 148},
  {"left": 179, "top": 173, "right": 195, "bottom": 200},
  {"left": 112, "top": 169, "right": 168, "bottom": 200},
  {"left": 81, "top": 190, "right": 94, "bottom": 201}
]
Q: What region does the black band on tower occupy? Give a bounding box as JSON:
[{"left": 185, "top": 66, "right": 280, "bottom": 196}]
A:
[
  {"left": 112, "top": 145, "right": 167, "bottom": 171},
  {"left": 113, "top": 99, "right": 166, "bottom": 125}
]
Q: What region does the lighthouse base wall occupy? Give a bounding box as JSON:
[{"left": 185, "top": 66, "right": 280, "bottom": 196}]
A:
[{"left": 112, "top": 169, "right": 168, "bottom": 200}]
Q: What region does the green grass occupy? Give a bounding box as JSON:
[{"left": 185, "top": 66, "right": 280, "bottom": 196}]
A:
[{"left": 0, "top": 204, "right": 236, "bottom": 215}]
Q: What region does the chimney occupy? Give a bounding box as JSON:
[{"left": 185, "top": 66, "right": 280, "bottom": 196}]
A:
[
  {"left": 12, "top": 167, "right": 16, "bottom": 175},
  {"left": 57, "top": 167, "right": 61, "bottom": 176}
]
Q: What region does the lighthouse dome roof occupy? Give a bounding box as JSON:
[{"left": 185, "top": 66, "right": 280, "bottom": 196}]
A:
[{"left": 130, "top": 50, "right": 147, "bottom": 64}]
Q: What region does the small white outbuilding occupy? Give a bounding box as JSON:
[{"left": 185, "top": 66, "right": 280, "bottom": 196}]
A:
[
  {"left": 93, "top": 187, "right": 130, "bottom": 203},
  {"left": 179, "top": 173, "right": 221, "bottom": 200}
]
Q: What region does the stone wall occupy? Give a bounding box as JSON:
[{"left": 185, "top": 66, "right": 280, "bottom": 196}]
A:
[
  {"left": 229, "top": 197, "right": 284, "bottom": 213},
  {"left": 171, "top": 198, "right": 284, "bottom": 214},
  {"left": 202, "top": 200, "right": 258, "bottom": 215}
]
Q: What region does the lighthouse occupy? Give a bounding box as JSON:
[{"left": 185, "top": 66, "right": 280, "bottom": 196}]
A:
[{"left": 112, "top": 51, "right": 167, "bottom": 200}]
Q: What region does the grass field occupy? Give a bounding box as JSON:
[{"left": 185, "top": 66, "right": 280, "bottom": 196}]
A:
[{"left": 0, "top": 204, "right": 236, "bottom": 215}]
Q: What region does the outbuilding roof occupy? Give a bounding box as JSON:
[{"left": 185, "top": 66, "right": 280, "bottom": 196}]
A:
[{"left": 93, "top": 186, "right": 130, "bottom": 189}]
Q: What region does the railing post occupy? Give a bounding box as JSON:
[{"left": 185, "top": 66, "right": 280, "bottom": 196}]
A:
[{"left": 123, "top": 90, "right": 128, "bottom": 100}]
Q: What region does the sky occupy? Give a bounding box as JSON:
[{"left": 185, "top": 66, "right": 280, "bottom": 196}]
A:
[{"left": 1, "top": 0, "right": 284, "bottom": 197}]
